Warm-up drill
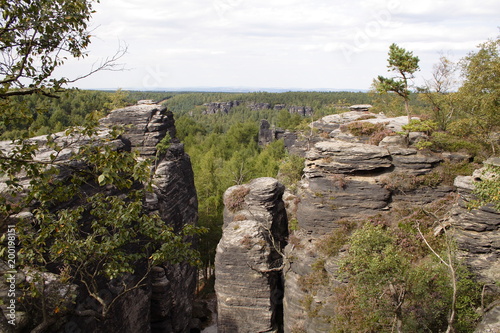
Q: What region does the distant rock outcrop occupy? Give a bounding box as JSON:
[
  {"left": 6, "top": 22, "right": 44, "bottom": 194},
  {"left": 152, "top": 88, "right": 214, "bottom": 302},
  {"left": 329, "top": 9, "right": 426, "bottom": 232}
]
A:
[
  {"left": 202, "top": 101, "right": 241, "bottom": 114},
  {"left": 202, "top": 101, "right": 313, "bottom": 116}
]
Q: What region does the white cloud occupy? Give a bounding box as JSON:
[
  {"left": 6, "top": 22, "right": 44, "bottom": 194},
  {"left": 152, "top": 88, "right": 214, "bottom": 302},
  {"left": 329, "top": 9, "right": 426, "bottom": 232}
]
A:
[{"left": 63, "top": 0, "right": 500, "bottom": 90}]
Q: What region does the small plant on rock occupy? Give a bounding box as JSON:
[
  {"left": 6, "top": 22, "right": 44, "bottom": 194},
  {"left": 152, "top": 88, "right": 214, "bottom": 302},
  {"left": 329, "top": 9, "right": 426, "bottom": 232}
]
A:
[{"left": 225, "top": 186, "right": 250, "bottom": 212}]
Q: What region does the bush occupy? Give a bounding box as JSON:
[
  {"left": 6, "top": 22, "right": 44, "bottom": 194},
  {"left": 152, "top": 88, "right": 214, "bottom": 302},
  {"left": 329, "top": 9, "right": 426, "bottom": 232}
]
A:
[
  {"left": 298, "top": 258, "right": 329, "bottom": 294},
  {"left": 225, "top": 186, "right": 250, "bottom": 212},
  {"left": 340, "top": 121, "right": 387, "bottom": 137},
  {"left": 471, "top": 165, "right": 500, "bottom": 210},
  {"left": 316, "top": 219, "right": 356, "bottom": 257},
  {"left": 430, "top": 132, "right": 487, "bottom": 160},
  {"left": 447, "top": 118, "right": 477, "bottom": 137},
  {"left": 332, "top": 217, "right": 482, "bottom": 333},
  {"left": 402, "top": 119, "right": 438, "bottom": 135},
  {"left": 368, "top": 128, "right": 394, "bottom": 145}
]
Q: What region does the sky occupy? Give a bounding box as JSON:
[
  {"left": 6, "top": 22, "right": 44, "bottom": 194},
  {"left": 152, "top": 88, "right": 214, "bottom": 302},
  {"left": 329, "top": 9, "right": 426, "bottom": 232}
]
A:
[{"left": 62, "top": 0, "right": 500, "bottom": 91}]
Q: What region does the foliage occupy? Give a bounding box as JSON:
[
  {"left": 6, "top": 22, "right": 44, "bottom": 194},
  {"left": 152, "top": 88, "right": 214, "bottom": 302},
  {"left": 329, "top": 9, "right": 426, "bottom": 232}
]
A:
[
  {"left": 418, "top": 56, "right": 460, "bottom": 130},
  {"left": 429, "top": 131, "right": 488, "bottom": 160},
  {"left": 277, "top": 154, "right": 305, "bottom": 190},
  {"left": 298, "top": 258, "right": 329, "bottom": 296},
  {"left": 374, "top": 43, "right": 420, "bottom": 122},
  {"left": 455, "top": 36, "right": 500, "bottom": 153},
  {"left": 331, "top": 211, "right": 482, "bottom": 333},
  {"left": 0, "top": 115, "right": 203, "bottom": 328},
  {"left": 402, "top": 119, "right": 438, "bottom": 135},
  {"left": 471, "top": 165, "right": 500, "bottom": 211},
  {"left": 0, "top": 0, "right": 94, "bottom": 98},
  {"left": 287, "top": 194, "right": 483, "bottom": 333},
  {"left": 316, "top": 219, "right": 356, "bottom": 257},
  {"left": 277, "top": 109, "right": 303, "bottom": 129},
  {"left": 225, "top": 186, "right": 250, "bottom": 212},
  {"left": 176, "top": 117, "right": 289, "bottom": 271},
  {"left": 156, "top": 132, "right": 172, "bottom": 156},
  {"left": 0, "top": 89, "right": 132, "bottom": 140}
]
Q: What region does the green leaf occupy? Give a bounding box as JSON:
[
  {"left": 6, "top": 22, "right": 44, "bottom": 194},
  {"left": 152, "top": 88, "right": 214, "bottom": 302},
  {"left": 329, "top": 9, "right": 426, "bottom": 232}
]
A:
[{"left": 97, "top": 173, "right": 106, "bottom": 185}]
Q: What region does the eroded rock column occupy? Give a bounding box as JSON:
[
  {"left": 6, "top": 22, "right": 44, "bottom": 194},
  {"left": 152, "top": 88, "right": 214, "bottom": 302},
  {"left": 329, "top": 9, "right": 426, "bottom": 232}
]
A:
[{"left": 215, "top": 177, "right": 288, "bottom": 333}]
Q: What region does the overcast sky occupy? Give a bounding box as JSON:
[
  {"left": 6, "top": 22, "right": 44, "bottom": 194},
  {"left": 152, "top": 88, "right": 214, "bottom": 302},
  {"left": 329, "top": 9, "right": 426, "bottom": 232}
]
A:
[{"left": 63, "top": 0, "right": 499, "bottom": 91}]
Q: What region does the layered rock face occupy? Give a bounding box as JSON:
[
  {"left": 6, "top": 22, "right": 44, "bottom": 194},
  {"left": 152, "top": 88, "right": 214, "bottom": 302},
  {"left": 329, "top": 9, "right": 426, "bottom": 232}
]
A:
[
  {"left": 93, "top": 105, "right": 198, "bottom": 333},
  {"left": 215, "top": 177, "right": 288, "bottom": 333},
  {"left": 287, "top": 113, "right": 499, "bottom": 332},
  {"left": 214, "top": 110, "right": 499, "bottom": 332},
  {"left": 0, "top": 104, "right": 198, "bottom": 333},
  {"left": 451, "top": 158, "right": 500, "bottom": 283}
]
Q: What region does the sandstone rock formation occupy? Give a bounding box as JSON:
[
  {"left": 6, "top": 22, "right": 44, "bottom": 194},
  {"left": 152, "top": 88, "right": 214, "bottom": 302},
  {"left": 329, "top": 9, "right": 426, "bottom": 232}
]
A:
[
  {"left": 202, "top": 101, "right": 241, "bottom": 115},
  {"left": 451, "top": 158, "right": 500, "bottom": 283},
  {"left": 203, "top": 101, "right": 313, "bottom": 116},
  {"left": 215, "top": 177, "right": 288, "bottom": 333},
  {"left": 0, "top": 104, "right": 198, "bottom": 333},
  {"left": 287, "top": 113, "right": 499, "bottom": 332},
  {"left": 216, "top": 110, "right": 499, "bottom": 332}
]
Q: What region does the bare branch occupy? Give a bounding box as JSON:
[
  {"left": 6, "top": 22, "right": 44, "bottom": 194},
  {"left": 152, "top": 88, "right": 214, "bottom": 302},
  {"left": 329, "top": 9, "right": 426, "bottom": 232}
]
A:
[
  {"left": 247, "top": 262, "right": 285, "bottom": 274},
  {"left": 66, "top": 44, "right": 129, "bottom": 84}
]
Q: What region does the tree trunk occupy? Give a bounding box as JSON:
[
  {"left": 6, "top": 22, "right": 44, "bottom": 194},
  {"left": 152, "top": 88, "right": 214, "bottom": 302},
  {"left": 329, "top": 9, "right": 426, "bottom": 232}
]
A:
[{"left": 404, "top": 98, "right": 411, "bottom": 124}]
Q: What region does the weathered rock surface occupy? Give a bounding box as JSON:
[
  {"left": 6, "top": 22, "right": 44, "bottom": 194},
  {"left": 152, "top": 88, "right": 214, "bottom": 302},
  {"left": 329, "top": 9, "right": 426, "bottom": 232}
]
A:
[
  {"left": 305, "top": 140, "right": 392, "bottom": 175},
  {"left": 284, "top": 112, "right": 498, "bottom": 332},
  {"left": 450, "top": 159, "right": 500, "bottom": 284},
  {"left": 312, "top": 111, "right": 415, "bottom": 134},
  {"left": 296, "top": 175, "right": 390, "bottom": 236},
  {"left": 215, "top": 111, "right": 499, "bottom": 332},
  {"left": 215, "top": 178, "right": 288, "bottom": 333},
  {"left": 202, "top": 101, "right": 242, "bottom": 114},
  {"left": 475, "top": 305, "right": 500, "bottom": 333},
  {"left": 0, "top": 104, "right": 198, "bottom": 333}
]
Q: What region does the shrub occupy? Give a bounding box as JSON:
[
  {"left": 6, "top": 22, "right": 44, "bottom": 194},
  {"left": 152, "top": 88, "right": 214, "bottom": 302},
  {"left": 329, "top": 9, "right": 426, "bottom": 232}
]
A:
[
  {"left": 430, "top": 131, "right": 487, "bottom": 160},
  {"left": 316, "top": 219, "right": 356, "bottom": 257},
  {"left": 447, "top": 118, "right": 477, "bottom": 137},
  {"left": 471, "top": 165, "right": 500, "bottom": 210},
  {"left": 156, "top": 132, "right": 172, "bottom": 156},
  {"left": 298, "top": 258, "right": 329, "bottom": 294},
  {"left": 340, "top": 121, "right": 387, "bottom": 137},
  {"left": 402, "top": 119, "right": 438, "bottom": 135},
  {"left": 368, "top": 128, "right": 394, "bottom": 145},
  {"left": 225, "top": 186, "right": 250, "bottom": 212},
  {"left": 288, "top": 218, "right": 299, "bottom": 231}
]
